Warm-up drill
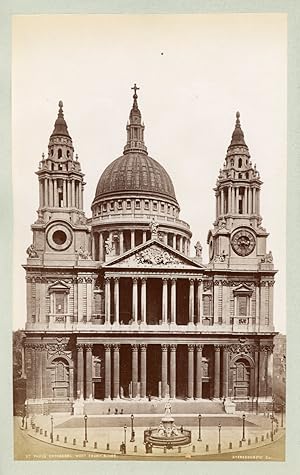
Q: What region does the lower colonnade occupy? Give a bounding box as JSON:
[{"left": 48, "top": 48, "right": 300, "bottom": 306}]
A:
[{"left": 75, "top": 342, "right": 274, "bottom": 401}]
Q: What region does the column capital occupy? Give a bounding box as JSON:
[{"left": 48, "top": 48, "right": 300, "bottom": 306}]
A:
[
  {"left": 114, "top": 277, "right": 120, "bottom": 283},
  {"left": 162, "top": 277, "right": 168, "bottom": 283},
  {"left": 170, "top": 344, "right": 177, "bottom": 352},
  {"left": 171, "top": 277, "right": 177, "bottom": 283},
  {"left": 188, "top": 344, "right": 195, "bottom": 352},
  {"left": 104, "top": 344, "right": 111, "bottom": 351},
  {"left": 161, "top": 344, "right": 168, "bottom": 352},
  {"left": 214, "top": 344, "right": 221, "bottom": 352},
  {"left": 140, "top": 344, "right": 147, "bottom": 351},
  {"left": 132, "top": 277, "right": 138, "bottom": 284},
  {"left": 105, "top": 277, "right": 111, "bottom": 284},
  {"left": 196, "top": 344, "right": 204, "bottom": 352},
  {"left": 113, "top": 344, "right": 120, "bottom": 351},
  {"left": 131, "top": 343, "right": 139, "bottom": 351},
  {"left": 85, "top": 344, "right": 93, "bottom": 352},
  {"left": 76, "top": 343, "right": 85, "bottom": 351},
  {"left": 221, "top": 344, "right": 230, "bottom": 352},
  {"left": 189, "top": 278, "right": 194, "bottom": 284},
  {"left": 141, "top": 277, "right": 147, "bottom": 284},
  {"left": 197, "top": 279, "right": 203, "bottom": 284}
]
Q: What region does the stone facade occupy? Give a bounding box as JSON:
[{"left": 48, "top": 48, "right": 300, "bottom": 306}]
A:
[{"left": 23, "top": 89, "right": 277, "bottom": 413}]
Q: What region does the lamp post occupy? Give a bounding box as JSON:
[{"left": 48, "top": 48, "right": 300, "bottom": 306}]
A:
[
  {"left": 271, "top": 415, "right": 274, "bottom": 440},
  {"left": 242, "top": 414, "right": 246, "bottom": 442},
  {"left": 84, "top": 414, "right": 88, "bottom": 443},
  {"left": 50, "top": 415, "right": 54, "bottom": 443},
  {"left": 197, "top": 414, "right": 202, "bottom": 442},
  {"left": 218, "top": 423, "right": 221, "bottom": 453},
  {"left": 124, "top": 424, "right": 127, "bottom": 452},
  {"left": 25, "top": 403, "right": 28, "bottom": 430},
  {"left": 130, "top": 414, "right": 135, "bottom": 442}
]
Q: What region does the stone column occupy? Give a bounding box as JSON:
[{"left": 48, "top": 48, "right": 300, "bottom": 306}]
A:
[
  {"left": 71, "top": 180, "right": 75, "bottom": 207},
  {"left": 141, "top": 278, "right": 147, "bottom": 323},
  {"left": 161, "top": 344, "right": 168, "bottom": 398},
  {"left": 172, "top": 234, "right": 176, "bottom": 249},
  {"left": 131, "top": 344, "right": 139, "bottom": 398},
  {"left": 188, "top": 344, "right": 195, "bottom": 399},
  {"left": 119, "top": 231, "right": 124, "bottom": 254},
  {"left": 53, "top": 179, "right": 57, "bottom": 207},
  {"left": 85, "top": 344, "right": 93, "bottom": 399},
  {"left": 67, "top": 180, "right": 71, "bottom": 207},
  {"left": 77, "top": 278, "right": 83, "bottom": 322},
  {"left": 131, "top": 230, "right": 135, "bottom": 249},
  {"left": 104, "top": 344, "right": 111, "bottom": 399},
  {"left": 114, "top": 278, "right": 119, "bottom": 324},
  {"left": 44, "top": 178, "right": 48, "bottom": 207},
  {"left": 222, "top": 346, "right": 229, "bottom": 398},
  {"left": 248, "top": 188, "right": 252, "bottom": 214},
  {"left": 196, "top": 279, "right": 203, "bottom": 325},
  {"left": 140, "top": 344, "right": 147, "bottom": 398},
  {"left": 36, "top": 344, "right": 43, "bottom": 399},
  {"left": 105, "top": 277, "right": 111, "bottom": 324},
  {"left": 49, "top": 179, "right": 54, "bottom": 207},
  {"left": 170, "top": 344, "right": 177, "bottom": 399},
  {"left": 221, "top": 189, "right": 224, "bottom": 215},
  {"left": 254, "top": 346, "right": 259, "bottom": 398},
  {"left": 63, "top": 179, "right": 67, "bottom": 207},
  {"left": 195, "top": 344, "right": 203, "bottom": 399},
  {"left": 77, "top": 344, "right": 84, "bottom": 399},
  {"left": 189, "top": 279, "right": 195, "bottom": 324},
  {"left": 113, "top": 344, "right": 120, "bottom": 399},
  {"left": 266, "top": 346, "right": 274, "bottom": 397},
  {"left": 235, "top": 187, "right": 239, "bottom": 213},
  {"left": 132, "top": 278, "right": 138, "bottom": 323},
  {"left": 86, "top": 278, "right": 92, "bottom": 322},
  {"left": 253, "top": 188, "right": 256, "bottom": 214},
  {"left": 142, "top": 231, "right": 147, "bottom": 243},
  {"left": 170, "top": 278, "right": 176, "bottom": 324},
  {"left": 214, "top": 345, "right": 221, "bottom": 398},
  {"left": 213, "top": 281, "right": 219, "bottom": 324},
  {"left": 164, "top": 233, "right": 168, "bottom": 245},
  {"left": 162, "top": 278, "right": 168, "bottom": 324},
  {"left": 99, "top": 232, "right": 104, "bottom": 261}
]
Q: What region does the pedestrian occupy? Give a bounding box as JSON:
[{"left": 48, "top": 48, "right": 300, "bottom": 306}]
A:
[
  {"left": 120, "top": 408, "right": 123, "bottom": 415},
  {"left": 108, "top": 408, "right": 111, "bottom": 415},
  {"left": 180, "top": 425, "right": 183, "bottom": 433}
]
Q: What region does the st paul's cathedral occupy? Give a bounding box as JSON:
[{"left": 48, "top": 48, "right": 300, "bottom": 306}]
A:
[{"left": 23, "top": 86, "right": 276, "bottom": 414}]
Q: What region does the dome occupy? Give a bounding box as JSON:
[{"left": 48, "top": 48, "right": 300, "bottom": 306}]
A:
[{"left": 94, "top": 152, "right": 178, "bottom": 204}]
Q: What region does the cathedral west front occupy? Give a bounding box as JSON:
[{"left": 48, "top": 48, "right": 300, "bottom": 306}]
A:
[{"left": 23, "top": 86, "right": 277, "bottom": 414}]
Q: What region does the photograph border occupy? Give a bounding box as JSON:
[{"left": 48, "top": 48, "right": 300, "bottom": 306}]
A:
[{"left": 1, "top": 1, "right": 299, "bottom": 474}]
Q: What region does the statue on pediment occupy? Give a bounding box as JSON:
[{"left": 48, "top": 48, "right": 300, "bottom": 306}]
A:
[{"left": 149, "top": 217, "right": 159, "bottom": 238}]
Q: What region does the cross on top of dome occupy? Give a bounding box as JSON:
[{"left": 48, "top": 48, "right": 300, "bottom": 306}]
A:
[{"left": 131, "top": 83, "right": 139, "bottom": 99}]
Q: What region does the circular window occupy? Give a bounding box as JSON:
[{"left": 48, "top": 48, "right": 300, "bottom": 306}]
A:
[
  {"left": 53, "top": 230, "right": 67, "bottom": 245},
  {"left": 47, "top": 223, "right": 73, "bottom": 251}
]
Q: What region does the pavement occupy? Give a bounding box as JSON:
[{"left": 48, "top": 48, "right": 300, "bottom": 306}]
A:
[{"left": 15, "top": 411, "right": 285, "bottom": 460}]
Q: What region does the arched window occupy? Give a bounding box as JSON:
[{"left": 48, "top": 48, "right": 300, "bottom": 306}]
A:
[
  {"left": 238, "top": 158, "right": 242, "bottom": 168},
  {"left": 58, "top": 148, "right": 62, "bottom": 159}
]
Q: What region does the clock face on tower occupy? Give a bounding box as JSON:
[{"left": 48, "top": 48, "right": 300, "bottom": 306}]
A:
[{"left": 231, "top": 229, "right": 256, "bottom": 256}]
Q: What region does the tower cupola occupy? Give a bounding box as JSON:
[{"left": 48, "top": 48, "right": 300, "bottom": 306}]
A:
[{"left": 123, "top": 84, "right": 148, "bottom": 155}]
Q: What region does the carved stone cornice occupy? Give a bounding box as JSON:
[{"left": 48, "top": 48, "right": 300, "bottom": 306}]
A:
[{"left": 229, "top": 343, "right": 258, "bottom": 354}]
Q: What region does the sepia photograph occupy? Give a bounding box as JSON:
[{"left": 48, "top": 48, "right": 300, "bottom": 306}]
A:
[{"left": 11, "top": 13, "right": 286, "bottom": 462}]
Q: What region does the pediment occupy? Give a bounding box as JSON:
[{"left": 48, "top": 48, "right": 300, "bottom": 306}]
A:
[
  {"left": 233, "top": 283, "right": 253, "bottom": 294},
  {"left": 103, "top": 239, "right": 205, "bottom": 270},
  {"left": 48, "top": 280, "right": 71, "bottom": 292}
]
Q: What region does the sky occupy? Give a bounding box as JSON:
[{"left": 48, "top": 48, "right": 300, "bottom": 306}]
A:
[{"left": 12, "top": 13, "right": 287, "bottom": 331}]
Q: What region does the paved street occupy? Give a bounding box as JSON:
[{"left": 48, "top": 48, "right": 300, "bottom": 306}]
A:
[{"left": 14, "top": 414, "right": 285, "bottom": 462}]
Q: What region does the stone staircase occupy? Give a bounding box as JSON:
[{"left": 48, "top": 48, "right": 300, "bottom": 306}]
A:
[{"left": 84, "top": 399, "right": 225, "bottom": 415}]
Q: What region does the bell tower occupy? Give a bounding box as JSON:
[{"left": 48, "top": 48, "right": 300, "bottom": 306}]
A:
[
  {"left": 207, "top": 112, "right": 273, "bottom": 271},
  {"left": 26, "top": 100, "right": 91, "bottom": 270}
]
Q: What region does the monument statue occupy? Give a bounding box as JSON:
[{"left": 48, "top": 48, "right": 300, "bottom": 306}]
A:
[
  {"left": 26, "top": 244, "right": 38, "bottom": 258},
  {"left": 194, "top": 241, "right": 202, "bottom": 258},
  {"left": 149, "top": 217, "right": 159, "bottom": 238}
]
